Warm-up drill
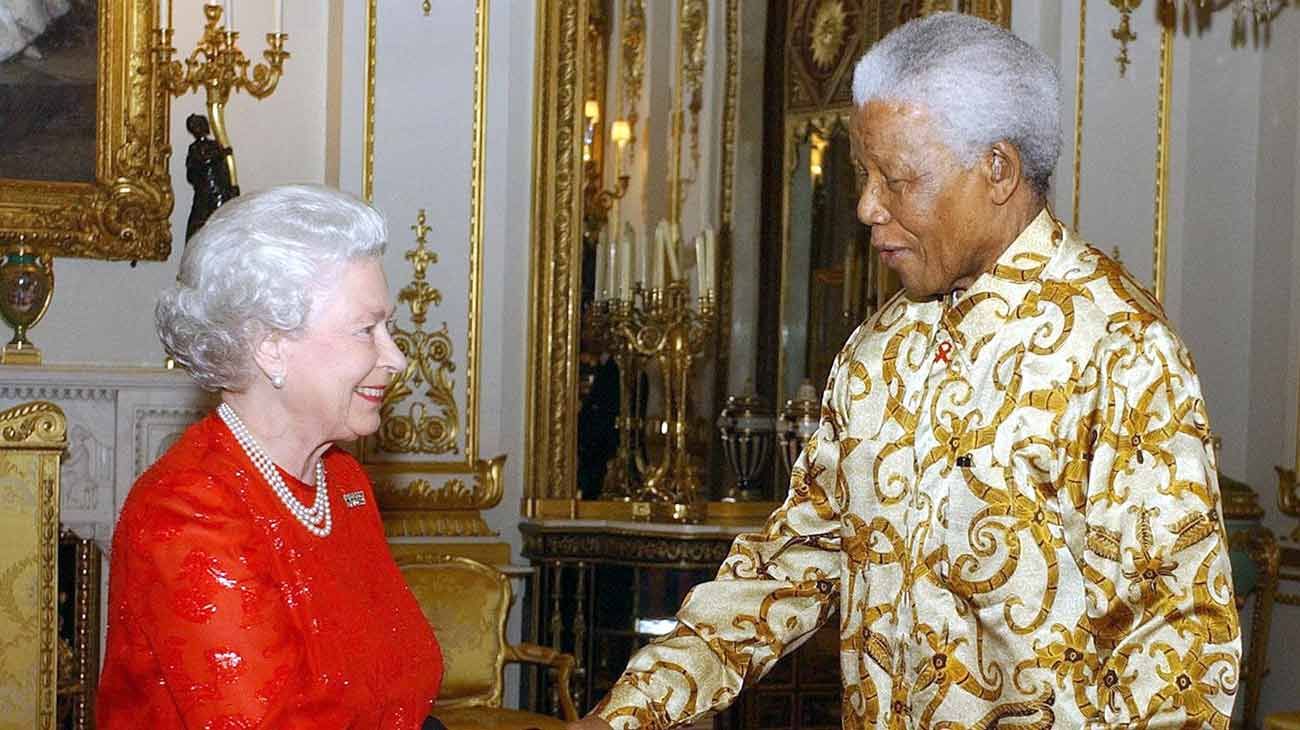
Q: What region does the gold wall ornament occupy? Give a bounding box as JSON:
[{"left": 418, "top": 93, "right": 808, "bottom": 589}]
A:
[
  {"left": 378, "top": 209, "right": 458, "bottom": 455},
  {"left": 620, "top": 0, "right": 646, "bottom": 127},
  {"left": 0, "top": 245, "right": 55, "bottom": 365},
  {"left": 0, "top": 0, "right": 173, "bottom": 261},
  {"left": 957, "top": 0, "right": 1012, "bottom": 26},
  {"left": 678, "top": 0, "right": 709, "bottom": 185},
  {"left": 154, "top": 4, "right": 290, "bottom": 189},
  {"left": 369, "top": 456, "right": 504, "bottom": 537},
  {"left": 1109, "top": 0, "right": 1141, "bottom": 77},
  {"left": 810, "top": 0, "right": 849, "bottom": 70}
]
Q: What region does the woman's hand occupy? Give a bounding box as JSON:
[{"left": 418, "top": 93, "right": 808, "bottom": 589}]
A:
[{"left": 566, "top": 718, "right": 614, "bottom": 730}]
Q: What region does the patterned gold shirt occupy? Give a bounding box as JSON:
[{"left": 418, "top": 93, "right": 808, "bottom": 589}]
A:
[{"left": 595, "top": 210, "right": 1241, "bottom": 729}]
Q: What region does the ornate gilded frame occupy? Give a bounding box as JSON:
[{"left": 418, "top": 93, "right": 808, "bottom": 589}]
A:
[
  {"left": 0, "top": 1, "right": 173, "bottom": 261},
  {"left": 525, "top": 0, "right": 765, "bottom": 523}
]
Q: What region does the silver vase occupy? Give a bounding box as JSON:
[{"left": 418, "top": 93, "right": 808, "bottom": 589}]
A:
[
  {"left": 717, "top": 393, "right": 774, "bottom": 502},
  {"left": 777, "top": 379, "right": 821, "bottom": 483}
]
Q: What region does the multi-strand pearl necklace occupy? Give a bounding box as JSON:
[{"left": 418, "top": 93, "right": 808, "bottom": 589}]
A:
[{"left": 217, "top": 402, "right": 332, "bottom": 537}]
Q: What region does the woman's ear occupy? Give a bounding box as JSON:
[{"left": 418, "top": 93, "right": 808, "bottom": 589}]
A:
[
  {"left": 986, "top": 141, "right": 1023, "bottom": 206},
  {"left": 251, "top": 331, "right": 287, "bottom": 387}
]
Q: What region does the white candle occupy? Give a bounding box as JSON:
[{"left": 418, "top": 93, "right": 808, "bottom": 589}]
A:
[
  {"left": 608, "top": 233, "right": 620, "bottom": 300},
  {"left": 638, "top": 224, "right": 650, "bottom": 287},
  {"left": 624, "top": 223, "right": 638, "bottom": 289},
  {"left": 620, "top": 228, "right": 633, "bottom": 298},
  {"left": 653, "top": 222, "right": 666, "bottom": 289},
  {"left": 692, "top": 234, "right": 706, "bottom": 295},
  {"left": 595, "top": 233, "right": 608, "bottom": 300},
  {"left": 707, "top": 227, "right": 717, "bottom": 296},
  {"left": 664, "top": 222, "right": 680, "bottom": 281},
  {"left": 275, "top": 0, "right": 284, "bottom": 34}
]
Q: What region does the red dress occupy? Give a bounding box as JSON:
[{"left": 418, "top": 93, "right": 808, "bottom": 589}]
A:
[{"left": 97, "top": 414, "right": 442, "bottom": 729}]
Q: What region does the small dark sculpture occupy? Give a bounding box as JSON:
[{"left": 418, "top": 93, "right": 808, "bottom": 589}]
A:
[{"left": 184, "top": 114, "right": 240, "bottom": 240}]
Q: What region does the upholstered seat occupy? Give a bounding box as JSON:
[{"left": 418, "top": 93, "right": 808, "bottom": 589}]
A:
[
  {"left": 1266, "top": 712, "right": 1300, "bottom": 730},
  {"left": 396, "top": 553, "right": 577, "bottom": 730}
]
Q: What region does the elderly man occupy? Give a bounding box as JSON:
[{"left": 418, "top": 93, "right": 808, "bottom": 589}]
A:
[{"left": 571, "top": 13, "right": 1240, "bottom": 730}]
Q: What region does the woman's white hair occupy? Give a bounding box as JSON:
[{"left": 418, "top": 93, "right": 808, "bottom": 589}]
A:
[
  {"left": 157, "top": 184, "right": 387, "bottom": 391},
  {"left": 852, "top": 12, "right": 1061, "bottom": 194}
]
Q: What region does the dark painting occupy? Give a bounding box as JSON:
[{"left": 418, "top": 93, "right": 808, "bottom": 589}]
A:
[{"left": 0, "top": 0, "right": 97, "bottom": 182}]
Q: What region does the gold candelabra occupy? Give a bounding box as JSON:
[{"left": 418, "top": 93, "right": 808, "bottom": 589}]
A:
[
  {"left": 153, "top": 4, "right": 290, "bottom": 188},
  {"left": 588, "top": 299, "right": 644, "bottom": 501},
  {"left": 599, "top": 281, "right": 714, "bottom": 521}
]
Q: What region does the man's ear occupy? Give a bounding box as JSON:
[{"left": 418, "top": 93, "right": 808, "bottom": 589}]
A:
[
  {"left": 251, "top": 331, "right": 287, "bottom": 385},
  {"left": 985, "top": 141, "right": 1022, "bottom": 206}
]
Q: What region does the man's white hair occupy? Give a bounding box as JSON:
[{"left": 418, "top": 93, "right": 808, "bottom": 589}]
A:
[
  {"left": 156, "top": 184, "right": 388, "bottom": 391},
  {"left": 852, "top": 12, "right": 1061, "bottom": 194}
]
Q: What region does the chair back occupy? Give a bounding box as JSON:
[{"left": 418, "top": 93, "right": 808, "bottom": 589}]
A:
[
  {"left": 0, "top": 401, "right": 67, "bottom": 728},
  {"left": 397, "top": 553, "right": 512, "bottom": 708}
]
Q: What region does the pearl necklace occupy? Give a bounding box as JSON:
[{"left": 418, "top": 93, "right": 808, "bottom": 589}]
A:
[{"left": 217, "top": 403, "right": 332, "bottom": 537}]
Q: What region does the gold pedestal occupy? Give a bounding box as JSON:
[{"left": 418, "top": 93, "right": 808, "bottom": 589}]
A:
[{"left": 2, "top": 342, "right": 41, "bottom": 365}]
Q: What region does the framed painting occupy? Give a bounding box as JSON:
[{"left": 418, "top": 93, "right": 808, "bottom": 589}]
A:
[{"left": 0, "top": 0, "right": 172, "bottom": 261}]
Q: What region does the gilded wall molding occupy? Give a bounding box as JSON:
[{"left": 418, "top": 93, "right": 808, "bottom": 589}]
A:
[
  {"left": 527, "top": 0, "right": 584, "bottom": 503},
  {"left": 620, "top": 0, "right": 645, "bottom": 124},
  {"left": 363, "top": 0, "right": 377, "bottom": 202},
  {"left": 1152, "top": 22, "right": 1172, "bottom": 302},
  {"left": 678, "top": 0, "right": 709, "bottom": 178},
  {"left": 361, "top": 0, "right": 505, "bottom": 536},
  {"left": 713, "top": 0, "right": 739, "bottom": 427},
  {"left": 1073, "top": 0, "right": 1087, "bottom": 230}
]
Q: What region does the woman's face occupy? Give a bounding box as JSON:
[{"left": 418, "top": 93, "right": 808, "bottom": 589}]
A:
[{"left": 277, "top": 258, "right": 406, "bottom": 443}]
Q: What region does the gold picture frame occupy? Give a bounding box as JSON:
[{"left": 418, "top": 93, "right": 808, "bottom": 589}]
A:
[{"left": 0, "top": 0, "right": 173, "bottom": 261}]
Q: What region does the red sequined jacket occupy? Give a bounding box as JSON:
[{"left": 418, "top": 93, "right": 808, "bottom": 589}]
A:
[{"left": 97, "top": 414, "right": 442, "bottom": 729}]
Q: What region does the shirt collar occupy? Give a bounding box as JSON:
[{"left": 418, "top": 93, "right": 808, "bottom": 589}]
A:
[{"left": 935, "top": 207, "right": 1065, "bottom": 362}]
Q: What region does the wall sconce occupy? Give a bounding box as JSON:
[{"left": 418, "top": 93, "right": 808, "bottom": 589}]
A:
[
  {"left": 584, "top": 111, "right": 632, "bottom": 238},
  {"left": 809, "top": 132, "right": 828, "bottom": 185}
]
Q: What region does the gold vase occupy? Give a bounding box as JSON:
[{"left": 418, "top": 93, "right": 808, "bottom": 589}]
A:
[{"left": 0, "top": 245, "right": 55, "bottom": 365}]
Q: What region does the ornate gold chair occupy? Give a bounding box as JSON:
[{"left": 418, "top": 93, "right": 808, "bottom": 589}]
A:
[
  {"left": 395, "top": 552, "right": 577, "bottom": 730},
  {"left": 0, "top": 401, "right": 67, "bottom": 730}
]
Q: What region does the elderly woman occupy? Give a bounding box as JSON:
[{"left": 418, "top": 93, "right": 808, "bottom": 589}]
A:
[{"left": 97, "top": 185, "right": 444, "bottom": 729}]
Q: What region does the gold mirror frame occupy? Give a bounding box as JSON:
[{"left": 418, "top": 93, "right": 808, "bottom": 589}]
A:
[
  {"left": 526, "top": 1, "right": 1010, "bottom": 521},
  {"left": 0, "top": 0, "right": 173, "bottom": 261}
]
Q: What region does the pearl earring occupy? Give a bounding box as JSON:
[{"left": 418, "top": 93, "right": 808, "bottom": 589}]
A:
[{"left": 271, "top": 373, "right": 285, "bottom": 389}]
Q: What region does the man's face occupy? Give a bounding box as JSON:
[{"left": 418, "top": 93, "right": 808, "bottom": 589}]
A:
[{"left": 850, "top": 100, "right": 1000, "bottom": 299}]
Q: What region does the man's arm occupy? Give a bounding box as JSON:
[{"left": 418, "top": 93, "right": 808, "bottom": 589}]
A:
[
  {"left": 1072, "top": 322, "right": 1241, "bottom": 728},
  {"left": 582, "top": 351, "right": 853, "bottom": 730}
]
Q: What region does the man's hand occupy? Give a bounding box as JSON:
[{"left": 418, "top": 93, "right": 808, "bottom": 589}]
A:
[{"left": 566, "top": 717, "right": 614, "bottom": 730}]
